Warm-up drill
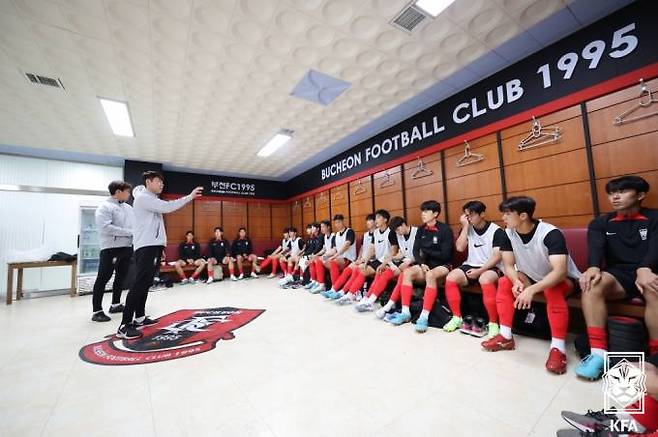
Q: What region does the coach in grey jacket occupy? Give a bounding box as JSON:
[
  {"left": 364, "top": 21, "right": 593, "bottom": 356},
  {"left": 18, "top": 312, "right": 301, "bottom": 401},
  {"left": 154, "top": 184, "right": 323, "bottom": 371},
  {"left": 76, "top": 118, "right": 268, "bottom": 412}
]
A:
[
  {"left": 91, "top": 181, "right": 134, "bottom": 322},
  {"left": 117, "top": 171, "right": 203, "bottom": 339}
]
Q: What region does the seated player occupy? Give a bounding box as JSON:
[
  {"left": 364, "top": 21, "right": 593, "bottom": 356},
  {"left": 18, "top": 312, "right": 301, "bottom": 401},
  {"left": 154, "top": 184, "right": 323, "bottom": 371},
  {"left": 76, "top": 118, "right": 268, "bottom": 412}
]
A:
[
  {"left": 260, "top": 228, "right": 290, "bottom": 278},
  {"left": 442, "top": 200, "right": 505, "bottom": 337},
  {"left": 206, "top": 227, "right": 234, "bottom": 283},
  {"left": 278, "top": 227, "right": 305, "bottom": 286},
  {"left": 306, "top": 220, "right": 334, "bottom": 291},
  {"left": 174, "top": 230, "right": 206, "bottom": 284},
  {"left": 576, "top": 175, "right": 658, "bottom": 380},
  {"left": 481, "top": 196, "right": 581, "bottom": 375},
  {"left": 322, "top": 214, "right": 375, "bottom": 298},
  {"left": 310, "top": 214, "right": 357, "bottom": 294},
  {"left": 297, "top": 222, "right": 322, "bottom": 286},
  {"left": 334, "top": 209, "right": 398, "bottom": 305},
  {"left": 354, "top": 215, "right": 417, "bottom": 312},
  {"left": 231, "top": 227, "right": 259, "bottom": 280},
  {"left": 378, "top": 200, "right": 453, "bottom": 333}
]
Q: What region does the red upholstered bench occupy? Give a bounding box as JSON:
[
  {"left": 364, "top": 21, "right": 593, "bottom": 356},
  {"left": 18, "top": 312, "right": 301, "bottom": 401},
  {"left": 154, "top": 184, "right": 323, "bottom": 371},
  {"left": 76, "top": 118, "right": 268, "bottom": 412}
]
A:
[{"left": 457, "top": 227, "right": 645, "bottom": 319}]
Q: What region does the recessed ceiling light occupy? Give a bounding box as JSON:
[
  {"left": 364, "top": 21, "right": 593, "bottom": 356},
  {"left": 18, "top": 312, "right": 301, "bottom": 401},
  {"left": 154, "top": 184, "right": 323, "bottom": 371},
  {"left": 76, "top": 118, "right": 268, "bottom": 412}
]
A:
[
  {"left": 99, "top": 97, "right": 134, "bottom": 137},
  {"left": 414, "top": 0, "right": 455, "bottom": 17},
  {"left": 257, "top": 129, "right": 294, "bottom": 157}
]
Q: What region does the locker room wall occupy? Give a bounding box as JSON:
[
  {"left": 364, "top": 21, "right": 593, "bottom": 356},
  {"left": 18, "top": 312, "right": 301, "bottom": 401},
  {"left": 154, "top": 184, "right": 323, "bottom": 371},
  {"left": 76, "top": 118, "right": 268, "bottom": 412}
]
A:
[
  {"left": 314, "top": 190, "right": 330, "bottom": 222},
  {"left": 302, "top": 195, "right": 315, "bottom": 228},
  {"left": 163, "top": 201, "right": 194, "bottom": 245},
  {"left": 329, "top": 183, "right": 349, "bottom": 227},
  {"left": 248, "top": 202, "right": 272, "bottom": 246},
  {"left": 373, "top": 165, "right": 403, "bottom": 222},
  {"left": 349, "top": 175, "right": 374, "bottom": 234},
  {"left": 587, "top": 77, "right": 658, "bottom": 212},
  {"left": 403, "top": 152, "right": 443, "bottom": 227},
  {"left": 193, "top": 199, "right": 221, "bottom": 243},
  {"left": 271, "top": 203, "right": 292, "bottom": 243},
  {"left": 444, "top": 133, "right": 502, "bottom": 230},
  {"left": 291, "top": 200, "right": 303, "bottom": 234}
]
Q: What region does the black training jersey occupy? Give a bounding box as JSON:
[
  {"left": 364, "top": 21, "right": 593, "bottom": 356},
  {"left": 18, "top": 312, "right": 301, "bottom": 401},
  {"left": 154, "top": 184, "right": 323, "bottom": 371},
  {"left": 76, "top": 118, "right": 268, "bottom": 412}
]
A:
[
  {"left": 208, "top": 238, "right": 230, "bottom": 259},
  {"left": 587, "top": 208, "right": 658, "bottom": 270},
  {"left": 303, "top": 235, "right": 323, "bottom": 256},
  {"left": 231, "top": 238, "right": 253, "bottom": 256},
  {"left": 179, "top": 242, "right": 200, "bottom": 260},
  {"left": 412, "top": 222, "right": 454, "bottom": 267}
]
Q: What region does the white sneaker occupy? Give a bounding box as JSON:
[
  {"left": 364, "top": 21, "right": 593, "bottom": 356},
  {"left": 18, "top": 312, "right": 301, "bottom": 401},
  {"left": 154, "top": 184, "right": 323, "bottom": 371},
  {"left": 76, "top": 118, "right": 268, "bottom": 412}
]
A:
[
  {"left": 267, "top": 273, "right": 276, "bottom": 278},
  {"left": 180, "top": 278, "right": 189, "bottom": 284},
  {"left": 231, "top": 275, "right": 238, "bottom": 281},
  {"left": 336, "top": 294, "right": 356, "bottom": 306},
  {"left": 310, "top": 283, "right": 325, "bottom": 294},
  {"left": 206, "top": 277, "right": 214, "bottom": 284},
  {"left": 250, "top": 271, "right": 258, "bottom": 278},
  {"left": 255, "top": 265, "right": 261, "bottom": 273},
  {"left": 278, "top": 275, "right": 292, "bottom": 287},
  {"left": 355, "top": 301, "right": 375, "bottom": 312},
  {"left": 375, "top": 308, "right": 387, "bottom": 319},
  {"left": 238, "top": 273, "right": 244, "bottom": 280}
]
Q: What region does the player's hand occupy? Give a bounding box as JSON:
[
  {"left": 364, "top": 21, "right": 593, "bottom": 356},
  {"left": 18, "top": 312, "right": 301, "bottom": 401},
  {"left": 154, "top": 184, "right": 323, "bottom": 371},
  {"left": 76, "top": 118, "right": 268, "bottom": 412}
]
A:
[
  {"left": 466, "top": 268, "right": 481, "bottom": 279},
  {"left": 190, "top": 186, "right": 204, "bottom": 198},
  {"left": 187, "top": 259, "right": 194, "bottom": 264},
  {"left": 636, "top": 267, "right": 658, "bottom": 295},
  {"left": 459, "top": 214, "right": 470, "bottom": 227},
  {"left": 376, "top": 264, "right": 385, "bottom": 274},
  {"left": 514, "top": 287, "right": 535, "bottom": 310},
  {"left": 579, "top": 267, "right": 602, "bottom": 293},
  {"left": 512, "top": 279, "right": 524, "bottom": 297},
  {"left": 421, "top": 264, "right": 430, "bottom": 273}
]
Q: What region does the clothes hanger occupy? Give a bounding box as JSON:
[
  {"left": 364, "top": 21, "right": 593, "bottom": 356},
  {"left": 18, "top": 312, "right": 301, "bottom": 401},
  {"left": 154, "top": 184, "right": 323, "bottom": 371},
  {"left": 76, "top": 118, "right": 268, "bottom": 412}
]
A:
[
  {"left": 303, "top": 197, "right": 312, "bottom": 208},
  {"left": 614, "top": 78, "right": 658, "bottom": 125},
  {"left": 379, "top": 171, "right": 394, "bottom": 188},
  {"left": 353, "top": 179, "right": 366, "bottom": 195},
  {"left": 332, "top": 191, "right": 345, "bottom": 201},
  {"left": 517, "top": 116, "right": 561, "bottom": 151},
  {"left": 455, "top": 141, "right": 484, "bottom": 167},
  {"left": 412, "top": 156, "right": 434, "bottom": 179}
]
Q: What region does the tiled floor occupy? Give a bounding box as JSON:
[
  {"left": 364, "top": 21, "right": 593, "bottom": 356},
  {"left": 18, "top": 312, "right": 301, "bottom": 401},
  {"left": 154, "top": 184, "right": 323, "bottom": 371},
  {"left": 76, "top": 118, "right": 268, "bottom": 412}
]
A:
[{"left": 0, "top": 277, "right": 604, "bottom": 437}]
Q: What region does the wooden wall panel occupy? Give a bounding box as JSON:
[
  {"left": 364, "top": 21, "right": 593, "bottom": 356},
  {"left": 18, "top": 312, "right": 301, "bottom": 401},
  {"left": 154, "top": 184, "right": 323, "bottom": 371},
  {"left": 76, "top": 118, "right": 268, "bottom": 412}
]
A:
[
  {"left": 222, "top": 201, "right": 247, "bottom": 241},
  {"left": 302, "top": 196, "right": 315, "bottom": 227},
  {"left": 592, "top": 132, "right": 658, "bottom": 178},
  {"left": 330, "top": 184, "right": 349, "bottom": 225},
  {"left": 505, "top": 148, "right": 590, "bottom": 192},
  {"left": 291, "top": 200, "right": 303, "bottom": 233},
  {"left": 373, "top": 165, "right": 403, "bottom": 218},
  {"left": 403, "top": 152, "right": 443, "bottom": 226},
  {"left": 163, "top": 201, "right": 193, "bottom": 244},
  {"left": 586, "top": 77, "right": 658, "bottom": 113},
  {"left": 507, "top": 182, "right": 593, "bottom": 219},
  {"left": 314, "top": 191, "right": 330, "bottom": 222},
  {"left": 349, "top": 176, "right": 373, "bottom": 233},
  {"left": 272, "top": 203, "right": 291, "bottom": 239},
  {"left": 248, "top": 202, "right": 271, "bottom": 242},
  {"left": 193, "top": 199, "right": 221, "bottom": 242},
  {"left": 403, "top": 153, "right": 442, "bottom": 189}
]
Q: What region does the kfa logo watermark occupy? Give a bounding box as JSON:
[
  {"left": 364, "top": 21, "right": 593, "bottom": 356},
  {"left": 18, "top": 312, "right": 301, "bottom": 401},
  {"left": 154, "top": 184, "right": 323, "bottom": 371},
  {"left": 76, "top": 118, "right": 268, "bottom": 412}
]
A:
[{"left": 602, "top": 352, "right": 647, "bottom": 433}]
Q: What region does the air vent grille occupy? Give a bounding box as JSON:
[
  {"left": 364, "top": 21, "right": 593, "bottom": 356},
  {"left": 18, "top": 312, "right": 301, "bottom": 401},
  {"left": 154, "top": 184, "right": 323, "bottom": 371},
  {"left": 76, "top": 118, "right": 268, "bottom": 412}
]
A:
[
  {"left": 23, "top": 72, "right": 64, "bottom": 89},
  {"left": 390, "top": 4, "right": 427, "bottom": 33}
]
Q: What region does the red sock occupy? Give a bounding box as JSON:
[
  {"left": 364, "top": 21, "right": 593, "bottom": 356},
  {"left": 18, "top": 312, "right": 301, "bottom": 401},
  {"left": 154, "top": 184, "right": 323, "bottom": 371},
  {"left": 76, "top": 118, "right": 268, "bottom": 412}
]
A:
[
  {"left": 389, "top": 275, "right": 404, "bottom": 303},
  {"left": 348, "top": 271, "right": 366, "bottom": 293},
  {"left": 228, "top": 265, "right": 234, "bottom": 275},
  {"left": 401, "top": 284, "right": 413, "bottom": 307},
  {"left": 423, "top": 287, "right": 438, "bottom": 312},
  {"left": 280, "top": 261, "right": 287, "bottom": 275},
  {"left": 633, "top": 395, "right": 658, "bottom": 432},
  {"left": 649, "top": 339, "right": 658, "bottom": 356},
  {"left": 293, "top": 268, "right": 299, "bottom": 277},
  {"left": 272, "top": 258, "right": 279, "bottom": 275},
  {"left": 192, "top": 272, "right": 199, "bottom": 280},
  {"left": 544, "top": 280, "right": 569, "bottom": 340},
  {"left": 333, "top": 266, "right": 353, "bottom": 291},
  {"left": 444, "top": 280, "right": 462, "bottom": 317},
  {"left": 261, "top": 257, "right": 272, "bottom": 269},
  {"left": 496, "top": 276, "right": 515, "bottom": 328},
  {"left": 481, "top": 282, "right": 499, "bottom": 323},
  {"left": 329, "top": 260, "right": 341, "bottom": 284},
  {"left": 316, "top": 258, "right": 325, "bottom": 284},
  {"left": 179, "top": 272, "right": 187, "bottom": 280},
  {"left": 368, "top": 269, "right": 394, "bottom": 298},
  {"left": 309, "top": 263, "right": 317, "bottom": 281},
  {"left": 587, "top": 326, "right": 608, "bottom": 350}
]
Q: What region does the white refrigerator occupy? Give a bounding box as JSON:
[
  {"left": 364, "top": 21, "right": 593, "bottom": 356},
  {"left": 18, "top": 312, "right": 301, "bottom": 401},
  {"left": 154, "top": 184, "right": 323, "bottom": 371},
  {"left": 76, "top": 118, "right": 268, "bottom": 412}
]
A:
[{"left": 77, "top": 205, "right": 115, "bottom": 294}]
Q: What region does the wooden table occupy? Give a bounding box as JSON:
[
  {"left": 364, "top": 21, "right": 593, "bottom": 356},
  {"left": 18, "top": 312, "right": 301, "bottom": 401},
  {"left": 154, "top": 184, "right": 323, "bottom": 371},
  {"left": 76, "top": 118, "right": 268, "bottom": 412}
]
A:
[{"left": 6, "top": 260, "right": 77, "bottom": 305}]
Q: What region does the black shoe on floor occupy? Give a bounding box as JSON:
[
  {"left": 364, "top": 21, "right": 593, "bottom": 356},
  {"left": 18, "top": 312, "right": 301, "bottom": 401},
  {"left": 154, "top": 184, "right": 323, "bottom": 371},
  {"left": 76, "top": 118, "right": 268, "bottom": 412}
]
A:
[
  {"left": 91, "top": 311, "right": 111, "bottom": 322},
  {"left": 134, "top": 316, "right": 158, "bottom": 329},
  {"left": 108, "top": 303, "right": 125, "bottom": 314},
  {"left": 116, "top": 324, "right": 142, "bottom": 339}
]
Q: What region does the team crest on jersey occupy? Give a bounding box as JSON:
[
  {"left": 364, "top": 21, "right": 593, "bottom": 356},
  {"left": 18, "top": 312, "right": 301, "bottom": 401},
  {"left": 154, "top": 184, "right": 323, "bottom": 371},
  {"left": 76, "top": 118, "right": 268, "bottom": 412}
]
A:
[
  {"left": 639, "top": 228, "right": 648, "bottom": 241},
  {"left": 79, "top": 307, "right": 264, "bottom": 366}
]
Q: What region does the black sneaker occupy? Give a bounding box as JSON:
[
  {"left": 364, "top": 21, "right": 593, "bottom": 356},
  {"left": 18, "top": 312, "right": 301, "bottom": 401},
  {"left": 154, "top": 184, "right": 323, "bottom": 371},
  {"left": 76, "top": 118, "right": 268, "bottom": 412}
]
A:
[
  {"left": 556, "top": 429, "right": 619, "bottom": 437},
  {"left": 116, "top": 324, "right": 142, "bottom": 339},
  {"left": 561, "top": 409, "right": 618, "bottom": 433},
  {"left": 134, "top": 316, "right": 158, "bottom": 329},
  {"left": 108, "top": 304, "right": 125, "bottom": 314},
  {"left": 91, "top": 311, "right": 111, "bottom": 322}
]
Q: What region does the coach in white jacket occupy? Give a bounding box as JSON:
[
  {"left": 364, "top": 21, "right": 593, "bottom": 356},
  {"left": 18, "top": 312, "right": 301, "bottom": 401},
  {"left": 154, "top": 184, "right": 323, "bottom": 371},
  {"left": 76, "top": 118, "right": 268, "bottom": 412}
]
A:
[
  {"left": 117, "top": 171, "right": 202, "bottom": 339},
  {"left": 91, "top": 181, "right": 134, "bottom": 322}
]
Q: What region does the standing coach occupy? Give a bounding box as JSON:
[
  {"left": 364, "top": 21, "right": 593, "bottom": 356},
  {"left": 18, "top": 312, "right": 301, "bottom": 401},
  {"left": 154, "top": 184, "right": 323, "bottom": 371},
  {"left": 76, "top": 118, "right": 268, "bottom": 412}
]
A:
[{"left": 116, "top": 171, "right": 202, "bottom": 339}]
